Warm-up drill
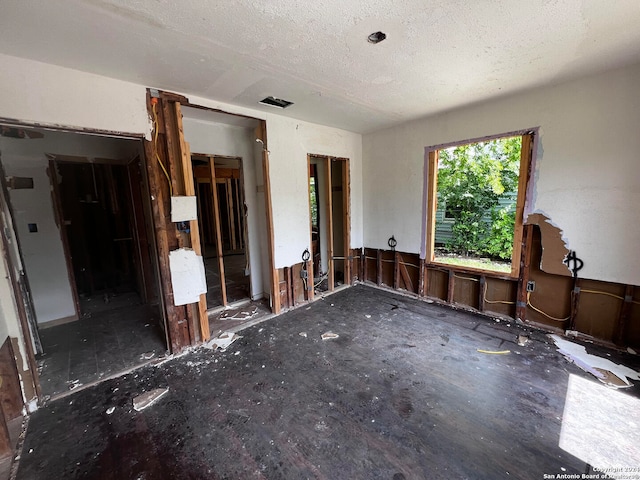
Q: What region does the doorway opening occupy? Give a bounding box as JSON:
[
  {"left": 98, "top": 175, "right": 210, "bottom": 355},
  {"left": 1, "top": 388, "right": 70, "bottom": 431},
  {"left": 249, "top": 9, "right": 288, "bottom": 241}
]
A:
[
  {"left": 0, "top": 126, "right": 167, "bottom": 399},
  {"left": 308, "top": 155, "right": 351, "bottom": 294},
  {"left": 192, "top": 154, "right": 250, "bottom": 308}
]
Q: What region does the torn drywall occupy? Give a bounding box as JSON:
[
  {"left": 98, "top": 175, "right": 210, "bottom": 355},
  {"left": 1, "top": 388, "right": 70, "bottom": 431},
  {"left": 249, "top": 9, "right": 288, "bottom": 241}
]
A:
[
  {"left": 551, "top": 334, "right": 640, "bottom": 388},
  {"left": 525, "top": 212, "right": 572, "bottom": 276}
]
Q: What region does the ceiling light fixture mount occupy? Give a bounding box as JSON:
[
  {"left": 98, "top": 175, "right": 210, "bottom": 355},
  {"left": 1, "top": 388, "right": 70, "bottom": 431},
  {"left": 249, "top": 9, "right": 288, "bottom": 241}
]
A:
[{"left": 367, "top": 31, "right": 387, "bottom": 44}]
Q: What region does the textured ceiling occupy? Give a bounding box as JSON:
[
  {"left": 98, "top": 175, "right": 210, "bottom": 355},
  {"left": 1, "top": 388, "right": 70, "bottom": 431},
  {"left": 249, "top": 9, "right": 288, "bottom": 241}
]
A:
[{"left": 1, "top": 0, "right": 640, "bottom": 133}]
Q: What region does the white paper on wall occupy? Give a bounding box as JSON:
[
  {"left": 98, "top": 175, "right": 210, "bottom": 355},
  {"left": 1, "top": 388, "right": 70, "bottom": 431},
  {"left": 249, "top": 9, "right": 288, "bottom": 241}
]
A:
[
  {"left": 169, "top": 248, "right": 207, "bottom": 306},
  {"left": 170, "top": 196, "right": 198, "bottom": 222}
]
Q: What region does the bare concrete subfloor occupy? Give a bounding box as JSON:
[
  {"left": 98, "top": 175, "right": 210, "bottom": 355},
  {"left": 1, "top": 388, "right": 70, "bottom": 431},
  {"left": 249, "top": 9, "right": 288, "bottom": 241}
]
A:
[{"left": 17, "top": 284, "right": 640, "bottom": 479}]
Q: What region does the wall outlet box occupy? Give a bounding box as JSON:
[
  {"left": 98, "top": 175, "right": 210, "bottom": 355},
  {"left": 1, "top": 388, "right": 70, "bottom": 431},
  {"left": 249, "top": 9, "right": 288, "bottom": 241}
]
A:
[{"left": 526, "top": 281, "right": 535, "bottom": 292}]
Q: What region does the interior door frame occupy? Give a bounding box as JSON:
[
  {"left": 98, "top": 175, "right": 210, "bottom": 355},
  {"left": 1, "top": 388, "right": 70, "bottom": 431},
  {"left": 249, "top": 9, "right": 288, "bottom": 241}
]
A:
[{"left": 307, "top": 154, "right": 351, "bottom": 293}]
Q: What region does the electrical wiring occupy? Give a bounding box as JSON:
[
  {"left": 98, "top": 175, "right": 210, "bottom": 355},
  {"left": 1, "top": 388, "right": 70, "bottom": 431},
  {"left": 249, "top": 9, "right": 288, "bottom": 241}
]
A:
[
  {"left": 482, "top": 281, "right": 515, "bottom": 305},
  {"left": 580, "top": 289, "right": 640, "bottom": 305},
  {"left": 151, "top": 99, "right": 173, "bottom": 197},
  {"left": 526, "top": 291, "right": 569, "bottom": 322}
]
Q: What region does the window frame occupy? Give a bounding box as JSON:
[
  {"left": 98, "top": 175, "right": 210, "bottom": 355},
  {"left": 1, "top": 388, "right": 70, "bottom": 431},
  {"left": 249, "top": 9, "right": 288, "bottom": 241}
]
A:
[{"left": 424, "top": 130, "right": 535, "bottom": 278}]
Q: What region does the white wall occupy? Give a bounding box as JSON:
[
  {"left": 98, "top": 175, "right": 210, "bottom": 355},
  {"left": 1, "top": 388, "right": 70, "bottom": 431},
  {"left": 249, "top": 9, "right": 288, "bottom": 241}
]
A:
[
  {"left": 363, "top": 62, "right": 640, "bottom": 286},
  {"left": 181, "top": 114, "right": 268, "bottom": 300},
  {"left": 266, "top": 115, "right": 363, "bottom": 268}
]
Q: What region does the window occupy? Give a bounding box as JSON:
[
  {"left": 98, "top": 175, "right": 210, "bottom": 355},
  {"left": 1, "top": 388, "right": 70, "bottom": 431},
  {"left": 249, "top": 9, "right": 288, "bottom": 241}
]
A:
[{"left": 426, "top": 131, "right": 534, "bottom": 276}]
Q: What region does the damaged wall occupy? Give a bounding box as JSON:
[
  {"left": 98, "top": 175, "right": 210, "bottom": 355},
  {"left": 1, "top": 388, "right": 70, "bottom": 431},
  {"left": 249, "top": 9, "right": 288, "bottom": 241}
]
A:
[{"left": 363, "top": 62, "right": 640, "bottom": 286}]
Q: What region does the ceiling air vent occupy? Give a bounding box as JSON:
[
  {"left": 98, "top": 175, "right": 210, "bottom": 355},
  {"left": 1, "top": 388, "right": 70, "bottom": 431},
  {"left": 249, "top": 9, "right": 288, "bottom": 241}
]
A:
[{"left": 259, "top": 96, "right": 294, "bottom": 109}]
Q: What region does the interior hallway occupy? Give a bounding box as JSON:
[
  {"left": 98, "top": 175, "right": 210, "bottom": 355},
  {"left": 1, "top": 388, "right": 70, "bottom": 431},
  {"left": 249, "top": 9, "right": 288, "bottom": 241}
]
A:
[{"left": 17, "top": 285, "right": 639, "bottom": 479}]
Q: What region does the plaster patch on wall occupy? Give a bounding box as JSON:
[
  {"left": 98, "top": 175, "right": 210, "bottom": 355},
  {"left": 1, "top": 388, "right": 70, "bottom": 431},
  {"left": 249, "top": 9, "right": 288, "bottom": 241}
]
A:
[{"left": 525, "top": 211, "right": 572, "bottom": 277}]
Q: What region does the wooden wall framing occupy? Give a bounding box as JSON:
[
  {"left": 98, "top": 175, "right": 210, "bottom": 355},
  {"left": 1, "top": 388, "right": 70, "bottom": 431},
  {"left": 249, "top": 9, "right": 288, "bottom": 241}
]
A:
[{"left": 144, "top": 90, "right": 280, "bottom": 349}]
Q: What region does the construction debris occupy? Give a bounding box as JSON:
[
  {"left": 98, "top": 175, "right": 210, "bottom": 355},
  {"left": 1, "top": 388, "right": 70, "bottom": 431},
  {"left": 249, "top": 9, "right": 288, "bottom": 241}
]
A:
[
  {"left": 477, "top": 349, "right": 511, "bottom": 355},
  {"left": 551, "top": 334, "right": 640, "bottom": 388},
  {"left": 204, "top": 332, "right": 242, "bottom": 351},
  {"left": 133, "top": 388, "right": 169, "bottom": 412},
  {"left": 221, "top": 306, "right": 259, "bottom": 321},
  {"left": 321, "top": 332, "right": 339, "bottom": 340},
  {"left": 106, "top": 407, "right": 115, "bottom": 415},
  {"left": 517, "top": 335, "right": 530, "bottom": 346},
  {"left": 299, "top": 332, "right": 307, "bottom": 338}
]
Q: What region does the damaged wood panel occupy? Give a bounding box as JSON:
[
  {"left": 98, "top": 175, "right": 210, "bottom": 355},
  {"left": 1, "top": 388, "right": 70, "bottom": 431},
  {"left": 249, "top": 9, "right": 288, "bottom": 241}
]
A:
[
  {"left": 278, "top": 268, "right": 289, "bottom": 310},
  {"left": 291, "top": 263, "right": 306, "bottom": 305},
  {"left": 380, "top": 251, "right": 395, "bottom": 288},
  {"left": 426, "top": 269, "right": 448, "bottom": 300},
  {"left": 574, "top": 279, "right": 626, "bottom": 343},
  {"left": 364, "top": 248, "right": 377, "bottom": 284},
  {"left": 0, "top": 337, "right": 23, "bottom": 421},
  {"left": 452, "top": 273, "right": 480, "bottom": 310},
  {"left": 349, "top": 248, "right": 361, "bottom": 283},
  {"left": 483, "top": 278, "right": 517, "bottom": 318},
  {"left": 397, "top": 253, "right": 420, "bottom": 294}
]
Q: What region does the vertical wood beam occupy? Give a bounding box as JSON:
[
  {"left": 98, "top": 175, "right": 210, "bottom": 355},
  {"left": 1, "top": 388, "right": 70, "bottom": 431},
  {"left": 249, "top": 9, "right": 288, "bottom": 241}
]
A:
[
  {"left": 209, "top": 157, "right": 228, "bottom": 307},
  {"left": 393, "top": 251, "right": 400, "bottom": 290},
  {"left": 478, "top": 276, "right": 486, "bottom": 312},
  {"left": 174, "top": 103, "right": 209, "bottom": 341},
  {"left": 326, "top": 159, "right": 334, "bottom": 291},
  {"left": 376, "top": 249, "right": 382, "bottom": 286},
  {"left": 284, "top": 267, "right": 292, "bottom": 309},
  {"left": 342, "top": 160, "right": 351, "bottom": 285},
  {"left": 447, "top": 270, "right": 455, "bottom": 304},
  {"left": 363, "top": 249, "right": 369, "bottom": 283},
  {"left": 511, "top": 133, "right": 534, "bottom": 278},
  {"left": 360, "top": 247, "right": 365, "bottom": 283},
  {"left": 425, "top": 151, "right": 438, "bottom": 263},
  {"left": 515, "top": 224, "right": 534, "bottom": 321},
  {"left": 616, "top": 285, "right": 635, "bottom": 346},
  {"left": 418, "top": 260, "right": 425, "bottom": 297},
  {"left": 144, "top": 95, "right": 190, "bottom": 352}
]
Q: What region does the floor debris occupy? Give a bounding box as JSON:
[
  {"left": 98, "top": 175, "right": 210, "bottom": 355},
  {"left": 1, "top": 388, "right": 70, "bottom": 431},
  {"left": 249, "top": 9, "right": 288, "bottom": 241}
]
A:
[
  {"left": 221, "top": 306, "right": 259, "bottom": 321},
  {"left": 106, "top": 407, "right": 115, "bottom": 415},
  {"left": 517, "top": 335, "right": 530, "bottom": 346},
  {"left": 551, "top": 334, "right": 640, "bottom": 388},
  {"left": 204, "top": 332, "right": 242, "bottom": 351},
  {"left": 140, "top": 351, "right": 156, "bottom": 360},
  {"left": 299, "top": 332, "right": 307, "bottom": 338},
  {"left": 133, "top": 388, "right": 169, "bottom": 412},
  {"left": 321, "top": 332, "right": 339, "bottom": 340},
  {"left": 477, "top": 349, "right": 511, "bottom": 355}
]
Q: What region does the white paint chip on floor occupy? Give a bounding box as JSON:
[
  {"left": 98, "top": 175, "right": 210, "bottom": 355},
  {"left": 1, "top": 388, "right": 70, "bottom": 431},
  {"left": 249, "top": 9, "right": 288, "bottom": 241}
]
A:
[{"left": 133, "top": 388, "right": 169, "bottom": 412}]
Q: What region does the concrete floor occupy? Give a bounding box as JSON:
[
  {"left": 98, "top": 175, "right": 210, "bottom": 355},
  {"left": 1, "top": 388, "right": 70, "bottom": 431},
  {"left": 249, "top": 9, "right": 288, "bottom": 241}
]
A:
[
  {"left": 16, "top": 284, "right": 640, "bottom": 479},
  {"left": 36, "top": 292, "right": 167, "bottom": 398}
]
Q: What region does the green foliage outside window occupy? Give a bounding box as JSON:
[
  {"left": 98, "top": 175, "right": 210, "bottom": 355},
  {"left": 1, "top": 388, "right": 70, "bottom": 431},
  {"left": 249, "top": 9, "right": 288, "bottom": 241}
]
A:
[{"left": 437, "top": 136, "right": 521, "bottom": 261}]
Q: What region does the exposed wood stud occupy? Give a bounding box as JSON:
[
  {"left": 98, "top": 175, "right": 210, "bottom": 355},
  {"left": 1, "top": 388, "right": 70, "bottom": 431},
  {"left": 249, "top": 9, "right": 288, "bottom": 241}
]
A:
[
  {"left": 515, "top": 224, "right": 533, "bottom": 321},
  {"left": 616, "top": 285, "right": 635, "bottom": 346},
  {"left": 447, "top": 270, "right": 455, "bottom": 304},
  {"left": 284, "top": 267, "right": 292, "bottom": 309},
  {"left": 425, "top": 151, "right": 438, "bottom": 263},
  {"left": 478, "top": 276, "right": 486, "bottom": 312},
  {"left": 393, "top": 252, "right": 400, "bottom": 289},
  {"left": 418, "top": 260, "right": 425, "bottom": 297},
  {"left": 569, "top": 279, "right": 581, "bottom": 331},
  {"left": 326, "top": 159, "right": 334, "bottom": 292},
  {"left": 360, "top": 247, "right": 365, "bottom": 283},
  {"left": 376, "top": 250, "right": 382, "bottom": 286},
  {"left": 342, "top": 160, "right": 351, "bottom": 285},
  {"left": 174, "top": 103, "right": 209, "bottom": 341},
  {"left": 510, "top": 133, "right": 534, "bottom": 278},
  {"left": 209, "top": 156, "right": 228, "bottom": 307},
  {"left": 398, "top": 257, "right": 414, "bottom": 293},
  {"left": 258, "top": 122, "right": 280, "bottom": 314}
]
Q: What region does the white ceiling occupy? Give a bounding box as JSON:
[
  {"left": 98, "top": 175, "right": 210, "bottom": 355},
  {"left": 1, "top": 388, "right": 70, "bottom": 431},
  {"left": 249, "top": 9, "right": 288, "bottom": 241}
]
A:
[{"left": 1, "top": 0, "right": 639, "bottom": 133}]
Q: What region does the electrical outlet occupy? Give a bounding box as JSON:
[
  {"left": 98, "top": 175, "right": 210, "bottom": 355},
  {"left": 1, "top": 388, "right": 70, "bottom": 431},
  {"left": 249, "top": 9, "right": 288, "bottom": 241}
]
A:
[{"left": 526, "top": 281, "right": 535, "bottom": 292}]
